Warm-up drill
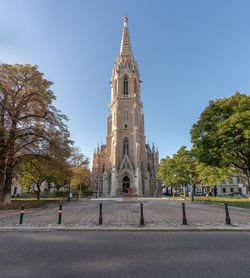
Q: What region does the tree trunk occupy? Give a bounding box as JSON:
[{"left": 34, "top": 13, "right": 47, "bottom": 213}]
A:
[
  {"left": 79, "top": 183, "right": 82, "bottom": 199},
  {"left": 246, "top": 176, "right": 250, "bottom": 200},
  {"left": 214, "top": 185, "right": 217, "bottom": 197},
  {"left": 0, "top": 166, "right": 14, "bottom": 206},
  {"left": 172, "top": 187, "right": 175, "bottom": 197},
  {"left": 37, "top": 184, "right": 41, "bottom": 200},
  {"left": 183, "top": 183, "right": 186, "bottom": 197},
  {"left": 0, "top": 159, "right": 6, "bottom": 206},
  {"left": 193, "top": 184, "right": 196, "bottom": 196},
  {"left": 206, "top": 186, "right": 210, "bottom": 197}
]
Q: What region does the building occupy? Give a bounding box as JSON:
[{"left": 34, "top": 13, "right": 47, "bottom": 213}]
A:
[{"left": 91, "top": 16, "right": 160, "bottom": 197}]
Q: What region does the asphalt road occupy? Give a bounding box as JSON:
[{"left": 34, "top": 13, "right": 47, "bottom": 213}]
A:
[{"left": 0, "top": 231, "right": 250, "bottom": 278}]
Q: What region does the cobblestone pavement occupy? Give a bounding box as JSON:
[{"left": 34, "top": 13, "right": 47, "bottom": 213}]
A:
[{"left": 0, "top": 198, "right": 250, "bottom": 229}]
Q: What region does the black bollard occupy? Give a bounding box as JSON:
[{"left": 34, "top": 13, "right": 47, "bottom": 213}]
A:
[
  {"left": 99, "top": 203, "right": 103, "bottom": 225},
  {"left": 140, "top": 203, "right": 144, "bottom": 225},
  {"left": 224, "top": 202, "right": 231, "bottom": 225},
  {"left": 19, "top": 204, "right": 24, "bottom": 225},
  {"left": 58, "top": 204, "right": 62, "bottom": 224},
  {"left": 182, "top": 203, "right": 187, "bottom": 225}
]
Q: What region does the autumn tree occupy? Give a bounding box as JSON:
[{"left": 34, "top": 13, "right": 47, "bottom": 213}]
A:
[
  {"left": 191, "top": 92, "right": 250, "bottom": 198},
  {"left": 69, "top": 146, "right": 89, "bottom": 167},
  {"left": 70, "top": 165, "right": 91, "bottom": 198},
  {"left": 0, "top": 64, "right": 72, "bottom": 205}
]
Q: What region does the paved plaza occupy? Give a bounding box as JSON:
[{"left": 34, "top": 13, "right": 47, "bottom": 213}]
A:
[{"left": 0, "top": 198, "right": 250, "bottom": 230}]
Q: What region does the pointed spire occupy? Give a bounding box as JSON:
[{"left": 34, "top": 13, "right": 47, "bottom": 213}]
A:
[{"left": 120, "top": 15, "right": 132, "bottom": 55}]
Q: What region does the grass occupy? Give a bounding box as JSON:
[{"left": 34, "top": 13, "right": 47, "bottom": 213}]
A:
[
  {"left": 0, "top": 198, "right": 65, "bottom": 210},
  {"left": 191, "top": 196, "right": 250, "bottom": 209},
  {"left": 0, "top": 197, "right": 90, "bottom": 210},
  {"left": 163, "top": 196, "right": 250, "bottom": 209}
]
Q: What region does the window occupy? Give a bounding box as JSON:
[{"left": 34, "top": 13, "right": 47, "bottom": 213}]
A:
[
  {"left": 123, "top": 108, "right": 128, "bottom": 122},
  {"left": 230, "top": 188, "right": 234, "bottom": 193},
  {"left": 229, "top": 178, "right": 233, "bottom": 184},
  {"left": 123, "top": 138, "right": 129, "bottom": 156},
  {"left": 134, "top": 78, "right": 137, "bottom": 94},
  {"left": 223, "top": 188, "right": 226, "bottom": 193},
  {"left": 237, "top": 177, "right": 241, "bottom": 184},
  {"left": 239, "top": 188, "right": 242, "bottom": 193},
  {"left": 123, "top": 77, "right": 128, "bottom": 95}
]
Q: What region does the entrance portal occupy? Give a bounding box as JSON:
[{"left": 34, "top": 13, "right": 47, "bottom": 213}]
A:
[{"left": 122, "top": 176, "right": 130, "bottom": 193}]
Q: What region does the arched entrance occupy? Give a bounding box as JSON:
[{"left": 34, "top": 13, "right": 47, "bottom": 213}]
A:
[{"left": 122, "top": 176, "right": 130, "bottom": 193}]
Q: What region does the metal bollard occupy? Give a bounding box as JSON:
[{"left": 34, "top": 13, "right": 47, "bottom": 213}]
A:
[
  {"left": 140, "top": 203, "right": 144, "bottom": 225},
  {"left": 58, "top": 204, "right": 62, "bottom": 224},
  {"left": 182, "top": 203, "right": 187, "bottom": 225},
  {"left": 99, "top": 203, "right": 103, "bottom": 225},
  {"left": 19, "top": 204, "right": 24, "bottom": 224},
  {"left": 224, "top": 202, "right": 231, "bottom": 225}
]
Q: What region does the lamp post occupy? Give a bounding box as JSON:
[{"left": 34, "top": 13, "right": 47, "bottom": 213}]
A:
[
  {"left": 190, "top": 173, "right": 194, "bottom": 202},
  {"left": 68, "top": 176, "right": 71, "bottom": 202}
]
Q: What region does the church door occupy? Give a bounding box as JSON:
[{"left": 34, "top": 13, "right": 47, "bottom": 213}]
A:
[{"left": 122, "top": 176, "right": 130, "bottom": 193}]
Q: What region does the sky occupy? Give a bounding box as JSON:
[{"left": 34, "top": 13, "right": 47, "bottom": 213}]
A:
[{"left": 1, "top": 0, "right": 250, "bottom": 164}]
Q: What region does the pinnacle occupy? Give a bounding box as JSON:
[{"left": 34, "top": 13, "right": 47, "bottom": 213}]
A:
[{"left": 119, "top": 16, "right": 132, "bottom": 55}]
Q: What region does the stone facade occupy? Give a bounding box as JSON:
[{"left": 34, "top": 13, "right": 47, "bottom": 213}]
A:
[{"left": 91, "top": 16, "right": 160, "bottom": 197}]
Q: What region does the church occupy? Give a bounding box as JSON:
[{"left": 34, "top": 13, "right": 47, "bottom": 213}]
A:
[{"left": 91, "top": 16, "right": 160, "bottom": 197}]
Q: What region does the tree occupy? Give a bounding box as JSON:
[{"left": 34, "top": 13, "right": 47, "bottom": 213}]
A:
[
  {"left": 171, "top": 146, "right": 195, "bottom": 196},
  {"left": 195, "top": 162, "right": 233, "bottom": 196},
  {"left": 191, "top": 92, "right": 250, "bottom": 198},
  {"left": 70, "top": 165, "right": 91, "bottom": 198},
  {"left": 69, "top": 146, "right": 89, "bottom": 167},
  {"left": 157, "top": 146, "right": 197, "bottom": 196},
  {"left": 157, "top": 156, "right": 177, "bottom": 196},
  {"left": 17, "top": 156, "right": 70, "bottom": 200},
  {"left": 0, "top": 64, "right": 72, "bottom": 205}
]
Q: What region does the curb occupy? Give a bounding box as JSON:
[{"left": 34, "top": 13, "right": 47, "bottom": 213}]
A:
[{"left": 1, "top": 226, "right": 250, "bottom": 232}]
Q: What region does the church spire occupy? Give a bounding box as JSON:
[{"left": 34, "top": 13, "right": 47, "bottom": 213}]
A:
[{"left": 119, "top": 15, "right": 132, "bottom": 55}]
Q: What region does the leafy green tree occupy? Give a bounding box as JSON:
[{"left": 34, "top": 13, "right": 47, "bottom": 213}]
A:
[
  {"left": 191, "top": 92, "right": 250, "bottom": 198},
  {"left": 0, "top": 64, "right": 72, "bottom": 205},
  {"left": 157, "top": 156, "right": 178, "bottom": 196},
  {"left": 18, "top": 156, "right": 69, "bottom": 200},
  {"left": 157, "top": 146, "right": 197, "bottom": 196},
  {"left": 195, "top": 162, "right": 233, "bottom": 196},
  {"left": 171, "top": 146, "right": 195, "bottom": 196}
]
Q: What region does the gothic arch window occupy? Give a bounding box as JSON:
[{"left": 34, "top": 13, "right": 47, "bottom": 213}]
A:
[
  {"left": 124, "top": 77, "right": 128, "bottom": 95},
  {"left": 123, "top": 137, "right": 129, "bottom": 156},
  {"left": 123, "top": 107, "right": 128, "bottom": 122},
  {"left": 134, "top": 78, "right": 137, "bottom": 94}
]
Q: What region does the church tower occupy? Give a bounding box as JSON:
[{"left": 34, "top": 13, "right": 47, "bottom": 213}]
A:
[{"left": 92, "top": 16, "right": 160, "bottom": 196}]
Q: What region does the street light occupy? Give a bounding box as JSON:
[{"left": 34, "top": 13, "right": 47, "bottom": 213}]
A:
[
  {"left": 68, "top": 176, "right": 71, "bottom": 202},
  {"left": 190, "top": 173, "right": 194, "bottom": 202}
]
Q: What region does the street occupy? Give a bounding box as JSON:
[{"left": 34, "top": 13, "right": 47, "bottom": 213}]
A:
[{"left": 0, "top": 231, "right": 250, "bottom": 278}]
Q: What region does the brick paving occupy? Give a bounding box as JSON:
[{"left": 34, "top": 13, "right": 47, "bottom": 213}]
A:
[{"left": 0, "top": 198, "right": 250, "bottom": 228}]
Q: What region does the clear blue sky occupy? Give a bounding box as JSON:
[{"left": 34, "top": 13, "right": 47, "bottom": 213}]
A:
[{"left": 1, "top": 0, "right": 250, "bottom": 163}]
